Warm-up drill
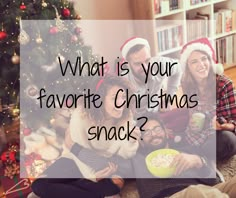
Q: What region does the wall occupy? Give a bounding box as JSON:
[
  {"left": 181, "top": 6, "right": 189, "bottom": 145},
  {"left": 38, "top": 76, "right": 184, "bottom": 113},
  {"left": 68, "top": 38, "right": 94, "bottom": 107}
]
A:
[
  {"left": 71, "top": 0, "right": 135, "bottom": 67},
  {"left": 72, "top": 0, "right": 132, "bottom": 19}
]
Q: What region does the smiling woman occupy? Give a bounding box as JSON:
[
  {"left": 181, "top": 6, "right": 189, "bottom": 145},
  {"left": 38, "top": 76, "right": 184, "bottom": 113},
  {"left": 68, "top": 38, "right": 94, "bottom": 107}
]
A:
[
  {"left": 69, "top": 75, "right": 139, "bottom": 156},
  {"left": 30, "top": 74, "right": 139, "bottom": 198},
  {"left": 180, "top": 37, "right": 236, "bottom": 162}
]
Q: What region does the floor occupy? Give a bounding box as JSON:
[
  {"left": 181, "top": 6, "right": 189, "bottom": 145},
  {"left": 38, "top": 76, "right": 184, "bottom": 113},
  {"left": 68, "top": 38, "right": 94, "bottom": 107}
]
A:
[{"left": 225, "top": 66, "right": 236, "bottom": 84}]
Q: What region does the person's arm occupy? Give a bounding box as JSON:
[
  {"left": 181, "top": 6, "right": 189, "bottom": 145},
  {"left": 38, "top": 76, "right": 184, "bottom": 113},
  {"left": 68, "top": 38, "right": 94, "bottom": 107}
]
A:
[
  {"left": 170, "top": 153, "right": 210, "bottom": 176},
  {"left": 171, "top": 153, "right": 202, "bottom": 175},
  {"left": 65, "top": 128, "right": 115, "bottom": 171},
  {"left": 65, "top": 129, "right": 119, "bottom": 180},
  {"left": 217, "top": 76, "right": 236, "bottom": 133}
]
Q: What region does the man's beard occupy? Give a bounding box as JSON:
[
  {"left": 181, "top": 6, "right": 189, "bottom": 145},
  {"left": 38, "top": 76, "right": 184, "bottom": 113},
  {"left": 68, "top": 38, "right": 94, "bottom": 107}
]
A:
[
  {"left": 150, "top": 138, "right": 168, "bottom": 150},
  {"left": 144, "top": 137, "right": 168, "bottom": 153}
]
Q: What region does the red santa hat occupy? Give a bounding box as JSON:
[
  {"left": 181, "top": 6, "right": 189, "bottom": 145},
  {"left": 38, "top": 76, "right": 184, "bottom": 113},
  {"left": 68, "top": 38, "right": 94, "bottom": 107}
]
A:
[
  {"left": 120, "top": 37, "right": 150, "bottom": 59},
  {"left": 180, "top": 37, "right": 224, "bottom": 75}
]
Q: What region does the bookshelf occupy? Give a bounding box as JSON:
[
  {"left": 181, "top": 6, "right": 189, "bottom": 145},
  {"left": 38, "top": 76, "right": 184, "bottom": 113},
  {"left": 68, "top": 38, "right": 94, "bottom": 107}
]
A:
[{"left": 131, "top": 0, "right": 236, "bottom": 69}]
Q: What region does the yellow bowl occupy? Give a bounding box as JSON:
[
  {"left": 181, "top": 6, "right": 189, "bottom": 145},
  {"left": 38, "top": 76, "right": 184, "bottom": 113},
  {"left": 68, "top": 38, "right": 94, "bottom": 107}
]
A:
[{"left": 145, "top": 149, "right": 180, "bottom": 178}]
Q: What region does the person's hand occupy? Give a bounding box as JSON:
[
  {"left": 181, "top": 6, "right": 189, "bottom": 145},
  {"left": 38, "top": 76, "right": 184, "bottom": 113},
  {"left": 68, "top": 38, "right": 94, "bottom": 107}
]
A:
[
  {"left": 170, "top": 153, "right": 202, "bottom": 176},
  {"left": 64, "top": 129, "right": 74, "bottom": 150},
  {"left": 95, "top": 162, "right": 118, "bottom": 181},
  {"left": 189, "top": 119, "right": 201, "bottom": 131},
  {"left": 212, "top": 116, "right": 234, "bottom": 131}
]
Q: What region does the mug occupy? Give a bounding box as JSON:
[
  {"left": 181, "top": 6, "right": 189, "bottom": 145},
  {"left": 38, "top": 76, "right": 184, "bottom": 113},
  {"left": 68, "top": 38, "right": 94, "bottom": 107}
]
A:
[{"left": 190, "top": 112, "right": 206, "bottom": 132}]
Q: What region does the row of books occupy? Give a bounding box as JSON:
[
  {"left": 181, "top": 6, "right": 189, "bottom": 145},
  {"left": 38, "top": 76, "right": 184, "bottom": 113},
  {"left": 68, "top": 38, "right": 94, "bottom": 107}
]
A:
[
  {"left": 190, "top": 0, "right": 208, "bottom": 6},
  {"left": 156, "top": 24, "right": 183, "bottom": 52},
  {"left": 154, "top": 0, "right": 179, "bottom": 14},
  {"left": 216, "top": 34, "right": 236, "bottom": 65},
  {"left": 214, "top": 9, "right": 236, "bottom": 34},
  {"left": 187, "top": 12, "right": 209, "bottom": 42}
]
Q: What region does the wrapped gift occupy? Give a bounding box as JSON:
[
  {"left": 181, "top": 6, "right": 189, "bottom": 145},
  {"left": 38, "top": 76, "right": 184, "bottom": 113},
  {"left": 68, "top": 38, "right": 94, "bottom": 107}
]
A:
[{"left": 0, "top": 167, "right": 32, "bottom": 198}]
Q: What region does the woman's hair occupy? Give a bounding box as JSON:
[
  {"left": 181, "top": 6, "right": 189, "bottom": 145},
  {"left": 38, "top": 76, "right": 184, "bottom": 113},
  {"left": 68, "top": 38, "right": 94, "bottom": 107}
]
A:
[
  {"left": 181, "top": 50, "right": 216, "bottom": 101},
  {"left": 81, "top": 74, "right": 134, "bottom": 125}
]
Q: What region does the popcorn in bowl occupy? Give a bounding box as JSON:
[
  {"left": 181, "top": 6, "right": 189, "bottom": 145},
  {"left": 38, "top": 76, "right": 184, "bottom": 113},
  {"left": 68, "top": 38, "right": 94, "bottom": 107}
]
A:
[
  {"left": 145, "top": 149, "right": 179, "bottom": 178},
  {"left": 150, "top": 153, "right": 175, "bottom": 168}
]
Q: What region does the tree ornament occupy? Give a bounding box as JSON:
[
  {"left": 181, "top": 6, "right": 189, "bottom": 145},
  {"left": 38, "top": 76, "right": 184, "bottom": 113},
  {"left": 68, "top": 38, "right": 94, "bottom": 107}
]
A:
[
  {"left": 23, "top": 128, "right": 31, "bottom": 136},
  {"left": 12, "top": 108, "right": 20, "bottom": 117},
  {"left": 71, "top": 35, "right": 78, "bottom": 42},
  {"left": 74, "top": 27, "right": 82, "bottom": 35},
  {"left": 0, "top": 31, "right": 7, "bottom": 40},
  {"left": 4, "top": 163, "right": 20, "bottom": 179},
  {"left": 1, "top": 151, "right": 18, "bottom": 163},
  {"left": 62, "top": 8, "right": 70, "bottom": 17},
  {"left": 36, "top": 36, "right": 43, "bottom": 44},
  {"left": 49, "top": 26, "right": 58, "bottom": 34},
  {"left": 7, "top": 143, "right": 19, "bottom": 152},
  {"left": 42, "top": 0, "right": 47, "bottom": 7},
  {"left": 56, "top": 54, "right": 65, "bottom": 63},
  {"left": 25, "top": 85, "right": 39, "bottom": 99},
  {"left": 2, "top": 178, "right": 31, "bottom": 196},
  {"left": 18, "top": 20, "right": 30, "bottom": 45},
  {"left": 52, "top": 5, "right": 67, "bottom": 32},
  {"left": 11, "top": 52, "right": 20, "bottom": 64},
  {"left": 20, "top": 2, "right": 26, "bottom": 10}
]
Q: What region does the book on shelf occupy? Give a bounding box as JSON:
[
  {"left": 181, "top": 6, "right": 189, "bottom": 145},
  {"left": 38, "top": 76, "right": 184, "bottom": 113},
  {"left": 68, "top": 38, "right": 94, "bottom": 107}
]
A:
[
  {"left": 154, "top": 0, "right": 161, "bottom": 14},
  {"left": 215, "top": 9, "right": 234, "bottom": 34},
  {"left": 156, "top": 23, "right": 183, "bottom": 52},
  {"left": 226, "top": 36, "right": 233, "bottom": 64},
  {"left": 186, "top": 12, "right": 209, "bottom": 42},
  {"left": 153, "top": 0, "right": 179, "bottom": 14},
  {"left": 216, "top": 35, "right": 235, "bottom": 65},
  {"left": 170, "top": 0, "right": 179, "bottom": 10},
  {"left": 190, "top": 0, "right": 208, "bottom": 6},
  {"left": 214, "top": 12, "right": 222, "bottom": 34}
]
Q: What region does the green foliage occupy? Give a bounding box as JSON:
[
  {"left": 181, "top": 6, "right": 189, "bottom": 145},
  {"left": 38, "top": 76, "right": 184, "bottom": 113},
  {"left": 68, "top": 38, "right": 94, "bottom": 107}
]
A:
[{"left": 0, "top": 0, "right": 80, "bottom": 104}]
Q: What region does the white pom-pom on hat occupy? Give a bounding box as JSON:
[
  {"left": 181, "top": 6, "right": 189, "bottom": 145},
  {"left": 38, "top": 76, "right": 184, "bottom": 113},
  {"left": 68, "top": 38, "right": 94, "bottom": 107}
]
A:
[
  {"left": 180, "top": 37, "right": 224, "bottom": 75},
  {"left": 120, "top": 37, "right": 150, "bottom": 59},
  {"left": 213, "top": 63, "right": 224, "bottom": 75}
]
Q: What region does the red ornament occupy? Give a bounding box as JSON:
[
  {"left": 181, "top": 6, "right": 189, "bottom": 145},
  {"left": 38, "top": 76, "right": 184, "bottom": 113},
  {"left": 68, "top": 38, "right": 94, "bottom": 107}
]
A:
[
  {"left": 23, "top": 128, "right": 31, "bottom": 136},
  {"left": 0, "top": 31, "right": 7, "bottom": 40},
  {"left": 49, "top": 26, "right": 58, "bottom": 34},
  {"left": 71, "top": 35, "right": 78, "bottom": 42},
  {"left": 65, "top": 99, "right": 73, "bottom": 107},
  {"left": 1, "top": 151, "right": 16, "bottom": 162},
  {"left": 74, "top": 27, "right": 82, "bottom": 35},
  {"left": 62, "top": 8, "right": 70, "bottom": 17},
  {"left": 20, "top": 3, "right": 26, "bottom": 10}
]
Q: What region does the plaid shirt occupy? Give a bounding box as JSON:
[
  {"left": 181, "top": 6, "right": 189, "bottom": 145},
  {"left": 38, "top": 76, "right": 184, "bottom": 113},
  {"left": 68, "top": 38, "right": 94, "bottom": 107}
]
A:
[
  {"left": 216, "top": 75, "right": 236, "bottom": 129},
  {"left": 186, "top": 75, "right": 236, "bottom": 146}
]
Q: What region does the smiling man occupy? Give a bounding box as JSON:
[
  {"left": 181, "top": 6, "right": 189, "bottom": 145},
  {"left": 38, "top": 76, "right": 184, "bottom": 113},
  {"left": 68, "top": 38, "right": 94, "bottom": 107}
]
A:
[
  {"left": 120, "top": 37, "right": 183, "bottom": 116},
  {"left": 119, "top": 37, "right": 189, "bottom": 134},
  {"left": 133, "top": 115, "right": 236, "bottom": 198}
]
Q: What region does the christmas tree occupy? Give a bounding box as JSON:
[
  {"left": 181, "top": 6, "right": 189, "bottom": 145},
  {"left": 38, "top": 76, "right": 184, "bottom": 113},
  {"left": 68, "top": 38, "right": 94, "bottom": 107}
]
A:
[
  {"left": 0, "top": 0, "right": 98, "bottom": 125},
  {"left": 0, "top": 0, "right": 100, "bottom": 181},
  {"left": 0, "top": 0, "right": 78, "bottom": 104}
]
